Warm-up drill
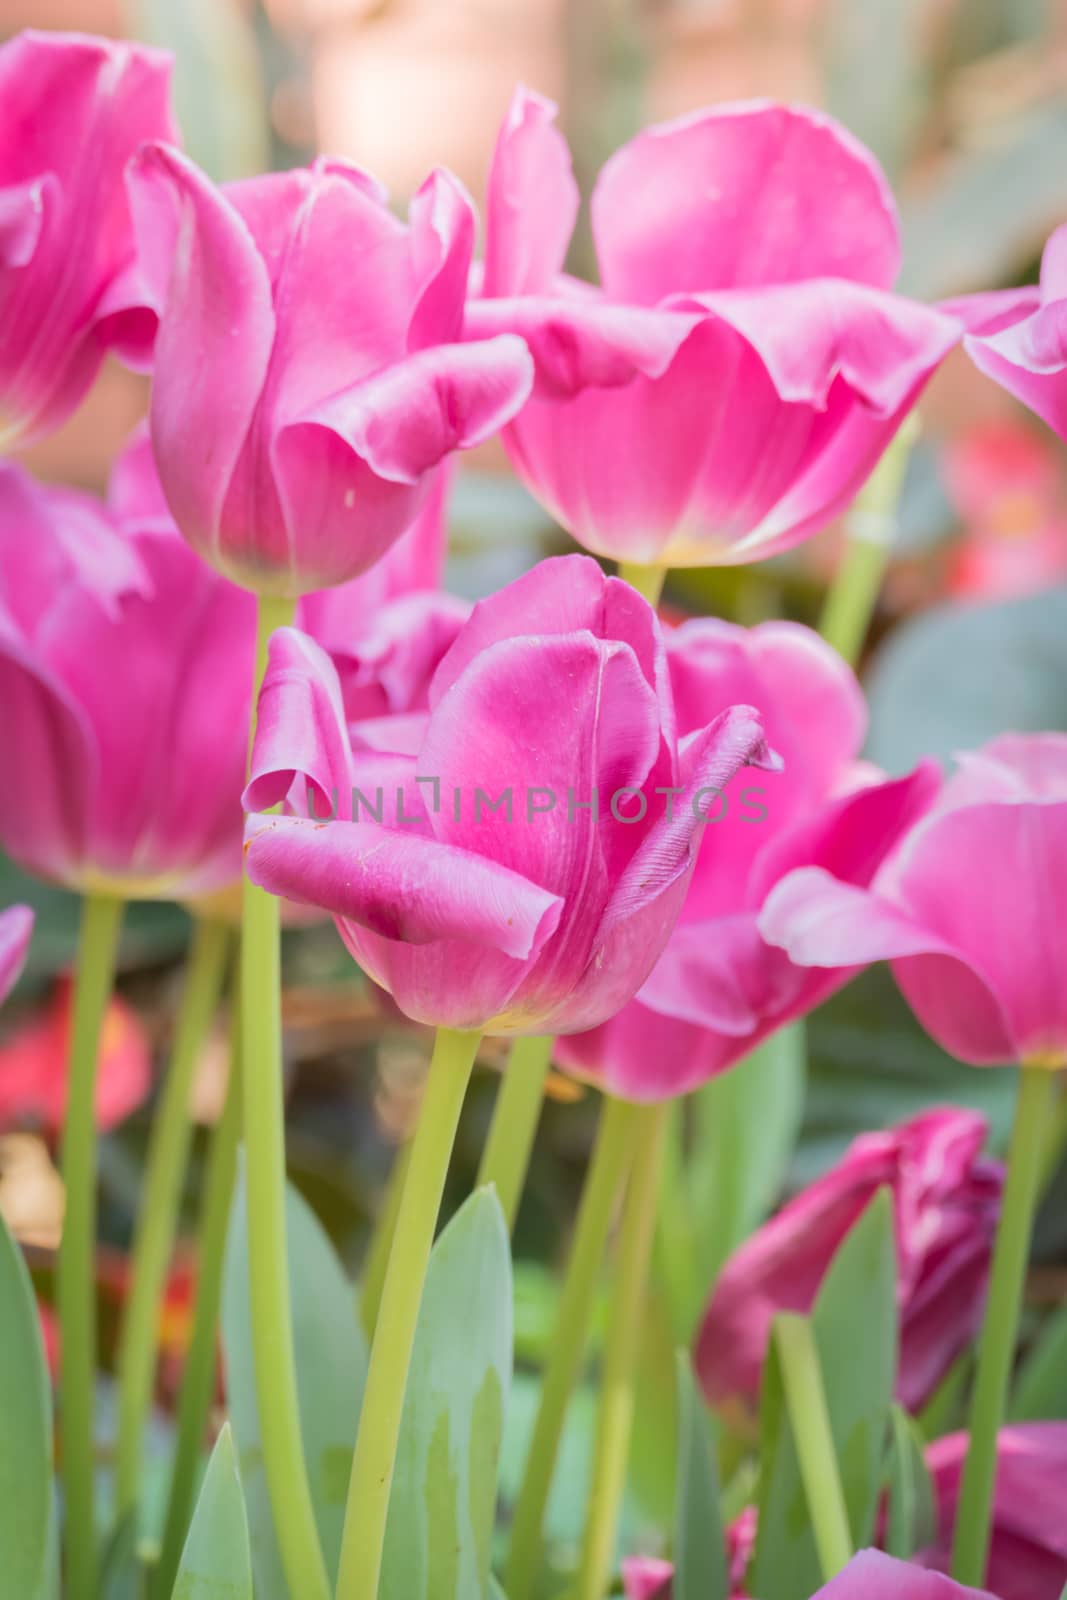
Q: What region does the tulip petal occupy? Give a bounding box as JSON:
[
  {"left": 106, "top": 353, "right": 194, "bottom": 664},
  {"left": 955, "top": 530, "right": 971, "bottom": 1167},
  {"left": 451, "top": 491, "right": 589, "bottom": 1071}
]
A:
[
  {"left": 407, "top": 166, "right": 476, "bottom": 349},
  {"left": 483, "top": 85, "right": 578, "bottom": 296},
  {"left": 0, "top": 904, "right": 33, "bottom": 1006},
  {"left": 244, "top": 626, "right": 353, "bottom": 818},
  {"left": 815, "top": 1549, "right": 994, "bottom": 1600}
]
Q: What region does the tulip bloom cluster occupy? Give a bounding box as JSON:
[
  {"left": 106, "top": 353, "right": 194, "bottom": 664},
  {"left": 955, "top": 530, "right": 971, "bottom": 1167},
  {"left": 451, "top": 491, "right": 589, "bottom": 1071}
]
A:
[{"left": 2, "top": 23, "right": 1067, "bottom": 1600}]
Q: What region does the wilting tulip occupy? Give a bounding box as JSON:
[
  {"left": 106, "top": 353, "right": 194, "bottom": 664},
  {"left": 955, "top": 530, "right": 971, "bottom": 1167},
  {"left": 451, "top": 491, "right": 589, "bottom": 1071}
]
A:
[
  {"left": 0, "top": 433, "right": 463, "bottom": 900},
  {"left": 815, "top": 1550, "right": 994, "bottom": 1599},
  {"left": 761, "top": 733, "right": 1067, "bottom": 1068},
  {"left": 557, "top": 620, "right": 937, "bottom": 1099},
  {"left": 469, "top": 89, "right": 961, "bottom": 568},
  {"left": 961, "top": 224, "right": 1067, "bottom": 441},
  {"left": 0, "top": 30, "right": 176, "bottom": 449},
  {"left": 127, "top": 143, "right": 533, "bottom": 594},
  {"left": 0, "top": 904, "right": 32, "bottom": 1006},
  {"left": 0, "top": 977, "right": 150, "bottom": 1134},
  {"left": 244, "top": 554, "right": 772, "bottom": 1034},
  {"left": 695, "top": 1109, "right": 1002, "bottom": 1412},
  {"left": 920, "top": 1424, "right": 1067, "bottom": 1600}
]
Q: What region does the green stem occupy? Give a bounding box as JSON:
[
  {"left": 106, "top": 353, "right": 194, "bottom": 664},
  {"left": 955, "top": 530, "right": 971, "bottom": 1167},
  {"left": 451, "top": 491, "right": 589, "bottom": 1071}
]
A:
[
  {"left": 774, "top": 1312, "right": 853, "bottom": 1580},
  {"left": 360, "top": 1137, "right": 412, "bottom": 1343},
  {"left": 951, "top": 1064, "right": 1056, "bottom": 1586},
  {"left": 114, "top": 917, "right": 231, "bottom": 1518},
  {"left": 153, "top": 994, "right": 243, "bottom": 1600},
  {"left": 336, "top": 1027, "right": 480, "bottom": 1599},
  {"left": 576, "top": 1101, "right": 668, "bottom": 1600},
  {"left": 818, "top": 420, "right": 916, "bottom": 667},
  {"left": 476, "top": 1034, "right": 553, "bottom": 1233},
  {"left": 504, "top": 1094, "right": 639, "bottom": 1600},
  {"left": 57, "top": 892, "right": 125, "bottom": 1600},
  {"left": 242, "top": 591, "right": 331, "bottom": 1600},
  {"left": 616, "top": 561, "right": 667, "bottom": 607}
]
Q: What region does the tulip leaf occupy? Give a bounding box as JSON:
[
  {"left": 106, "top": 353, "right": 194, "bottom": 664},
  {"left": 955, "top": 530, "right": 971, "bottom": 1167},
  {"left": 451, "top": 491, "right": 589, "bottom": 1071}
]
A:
[
  {"left": 222, "top": 1162, "right": 367, "bottom": 1597},
  {"left": 0, "top": 1210, "right": 52, "bottom": 1599},
  {"left": 380, "top": 1187, "right": 512, "bottom": 1600},
  {"left": 674, "top": 1352, "right": 727, "bottom": 1600},
  {"left": 751, "top": 1189, "right": 897, "bottom": 1600},
  {"left": 1010, "top": 1299, "right": 1067, "bottom": 1421},
  {"left": 172, "top": 1425, "right": 252, "bottom": 1598},
  {"left": 884, "top": 1404, "right": 936, "bottom": 1558}
]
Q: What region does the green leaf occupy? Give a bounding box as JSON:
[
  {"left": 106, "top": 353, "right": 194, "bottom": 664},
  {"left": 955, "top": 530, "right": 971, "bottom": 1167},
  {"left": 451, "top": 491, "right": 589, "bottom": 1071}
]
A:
[
  {"left": 674, "top": 1352, "right": 727, "bottom": 1600},
  {"left": 751, "top": 1190, "right": 897, "bottom": 1600},
  {"left": 222, "top": 1163, "right": 367, "bottom": 1597},
  {"left": 1010, "top": 1299, "right": 1067, "bottom": 1421},
  {"left": 0, "top": 1210, "right": 52, "bottom": 1599},
  {"left": 884, "top": 1405, "right": 936, "bottom": 1558},
  {"left": 381, "top": 1187, "right": 512, "bottom": 1600},
  {"left": 822, "top": 0, "right": 926, "bottom": 178},
  {"left": 630, "top": 1288, "right": 679, "bottom": 1525},
  {"left": 691, "top": 1021, "right": 806, "bottom": 1288},
  {"left": 172, "top": 1425, "right": 252, "bottom": 1598}
]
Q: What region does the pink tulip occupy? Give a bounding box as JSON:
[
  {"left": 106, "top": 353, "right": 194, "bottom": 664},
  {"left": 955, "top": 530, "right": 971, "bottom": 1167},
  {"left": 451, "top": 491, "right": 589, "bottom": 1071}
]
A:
[
  {"left": 695, "top": 1110, "right": 1002, "bottom": 1412},
  {"left": 814, "top": 1550, "right": 994, "bottom": 1600},
  {"left": 243, "top": 555, "right": 773, "bottom": 1034},
  {"left": 469, "top": 89, "right": 961, "bottom": 568},
  {"left": 557, "top": 620, "right": 937, "bottom": 1099},
  {"left": 0, "top": 434, "right": 461, "bottom": 899},
  {"left": 622, "top": 1506, "right": 755, "bottom": 1599},
  {"left": 960, "top": 224, "right": 1067, "bottom": 440},
  {"left": 761, "top": 733, "right": 1067, "bottom": 1067},
  {"left": 0, "top": 30, "right": 176, "bottom": 450},
  {"left": 0, "top": 904, "right": 32, "bottom": 1006},
  {"left": 920, "top": 1424, "right": 1067, "bottom": 1600},
  {"left": 126, "top": 142, "right": 533, "bottom": 594}
]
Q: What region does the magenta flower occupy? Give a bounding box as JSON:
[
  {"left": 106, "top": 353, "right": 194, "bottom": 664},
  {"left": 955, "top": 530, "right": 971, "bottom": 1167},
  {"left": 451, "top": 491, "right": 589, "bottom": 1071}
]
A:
[
  {"left": 814, "top": 1550, "right": 994, "bottom": 1600},
  {"left": 623, "top": 1507, "right": 755, "bottom": 1598},
  {"left": 761, "top": 733, "right": 1067, "bottom": 1068},
  {"left": 557, "top": 619, "right": 937, "bottom": 1099},
  {"left": 127, "top": 143, "right": 533, "bottom": 594},
  {"left": 961, "top": 224, "right": 1067, "bottom": 439},
  {"left": 694, "top": 1109, "right": 1002, "bottom": 1412},
  {"left": 0, "top": 905, "right": 32, "bottom": 1007},
  {"left": 0, "top": 30, "right": 176, "bottom": 450},
  {"left": 243, "top": 554, "right": 772, "bottom": 1034},
  {"left": 920, "top": 1425, "right": 1067, "bottom": 1600},
  {"left": 469, "top": 89, "right": 961, "bottom": 568}
]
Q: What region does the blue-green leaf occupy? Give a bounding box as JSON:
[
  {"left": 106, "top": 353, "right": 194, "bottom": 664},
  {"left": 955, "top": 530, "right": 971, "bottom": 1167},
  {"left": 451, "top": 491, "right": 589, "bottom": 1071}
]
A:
[
  {"left": 884, "top": 1405, "right": 936, "bottom": 1558},
  {"left": 222, "top": 1163, "right": 367, "bottom": 1597},
  {"left": 0, "top": 1210, "right": 52, "bottom": 1599},
  {"left": 674, "top": 1352, "right": 727, "bottom": 1600},
  {"left": 172, "top": 1425, "right": 251, "bottom": 1598},
  {"left": 381, "top": 1187, "right": 512, "bottom": 1600}
]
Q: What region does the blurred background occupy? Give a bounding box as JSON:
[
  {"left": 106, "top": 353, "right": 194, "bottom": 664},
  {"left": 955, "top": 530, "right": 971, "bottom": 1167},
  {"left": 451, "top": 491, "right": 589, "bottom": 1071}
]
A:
[{"left": 4, "top": 0, "right": 1067, "bottom": 1545}]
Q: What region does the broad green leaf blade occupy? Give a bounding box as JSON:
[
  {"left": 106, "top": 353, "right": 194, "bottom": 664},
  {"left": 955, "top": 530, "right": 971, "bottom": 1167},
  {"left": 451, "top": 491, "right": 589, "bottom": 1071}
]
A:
[
  {"left": 692, "top": 1021, "right": 806, "bottom": 1288},
  {"left": 0, "top": 1210, "right": 52, "bottom": 1598},
  {"left": 751, "top": 1190, "right": 897, "bottom": 1600},
  {"left": 173, "top": 1425, "right": 252, "bottom": 1598},
  {"left": 381, "top": 1187, "right": 512, "bottom": 1600},
  {"left": 1010, "top": 1299, "right": 1067, "bottom": 1421},
  {"left": 674, "top": 1352, "right": 727, "bottom": 1600},
  {"left": 223, "top": 1163, "right": 367, "bottom": 1597},
  {"left": 885, "top": 1405, "right": 936, "bottom": 1559}
]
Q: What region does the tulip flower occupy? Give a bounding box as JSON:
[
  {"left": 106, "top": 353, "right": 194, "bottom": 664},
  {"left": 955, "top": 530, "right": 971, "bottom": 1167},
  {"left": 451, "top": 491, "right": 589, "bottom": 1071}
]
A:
[
  {"left": 557, "top": 619, "right": 938, "bottom": 1099},
  {"left": 469, "top": 89, "right": 961, "bottom": 569},
  {"left": 0, "top": 904, "right": 32, "bottom": 1006},
  {"left": 243, "top": 554, "right": 773, "bottom": 1035},
  {"left": 694, "top": 1109, "right": 1001, "bottom": 1412},
  {"left": 0, "top": 977, "right": 149, "bottom": 1134},
  {"left": 0, "top": 30, "right": 176, "bottom": 450},
  {"left": 622, "top": 1506, "right": 756, "bottom": 1598},
  {"left": 921, "top": 1425, "right": 1067, "bottom": 1600},
  {"left": 961, "top": 224, "right": 1067, "bottom": 440},
  {"left": 815, "top": 1550, "right": 994, "bottom": 1599},
  {"left": 126, "top": 143, "right": 533, "bottom": 595}
]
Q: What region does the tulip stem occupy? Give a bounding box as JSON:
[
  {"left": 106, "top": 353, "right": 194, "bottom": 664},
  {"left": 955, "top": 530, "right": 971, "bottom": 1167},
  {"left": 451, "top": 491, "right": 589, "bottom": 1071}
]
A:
[
  {"left": 504, "top": 1094, "right": 640, "bottom": 1600},
  {"left": 360, "top": 1137, "right": 412, "bottom": 1342},
  {"left": 576, "top": 1099, "right": 669, "bottom": 1600},
  {"left": 114, "top": 917, "right": 232, "bottom": 1520},
  {"left": 818, "top": 419, "right": 917, "bottom": 667},
  {"left": 774, "top": 1311, "right": 853, "bottom": 1581},
  {"left": 476, "top": 1034, "right": 553, "bottom": 1232},
  {"left": 58, "top": 891, "right": 124, "bottom": 1600},
  {"left": 337, "top": 1026, "right": 481, "bottom": 1599},
  {"left": 242, "top": 592, "right": 331, "bottom": 1600},
  {"left": 153, "top": 990, "right": 243, "bottom": 1600},
  {"left": 616, "top": 561, "right": 667, "bottom": 607},
  {"left": 951, "top": 1063, "right": 1056, "bottom": 1587}
]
